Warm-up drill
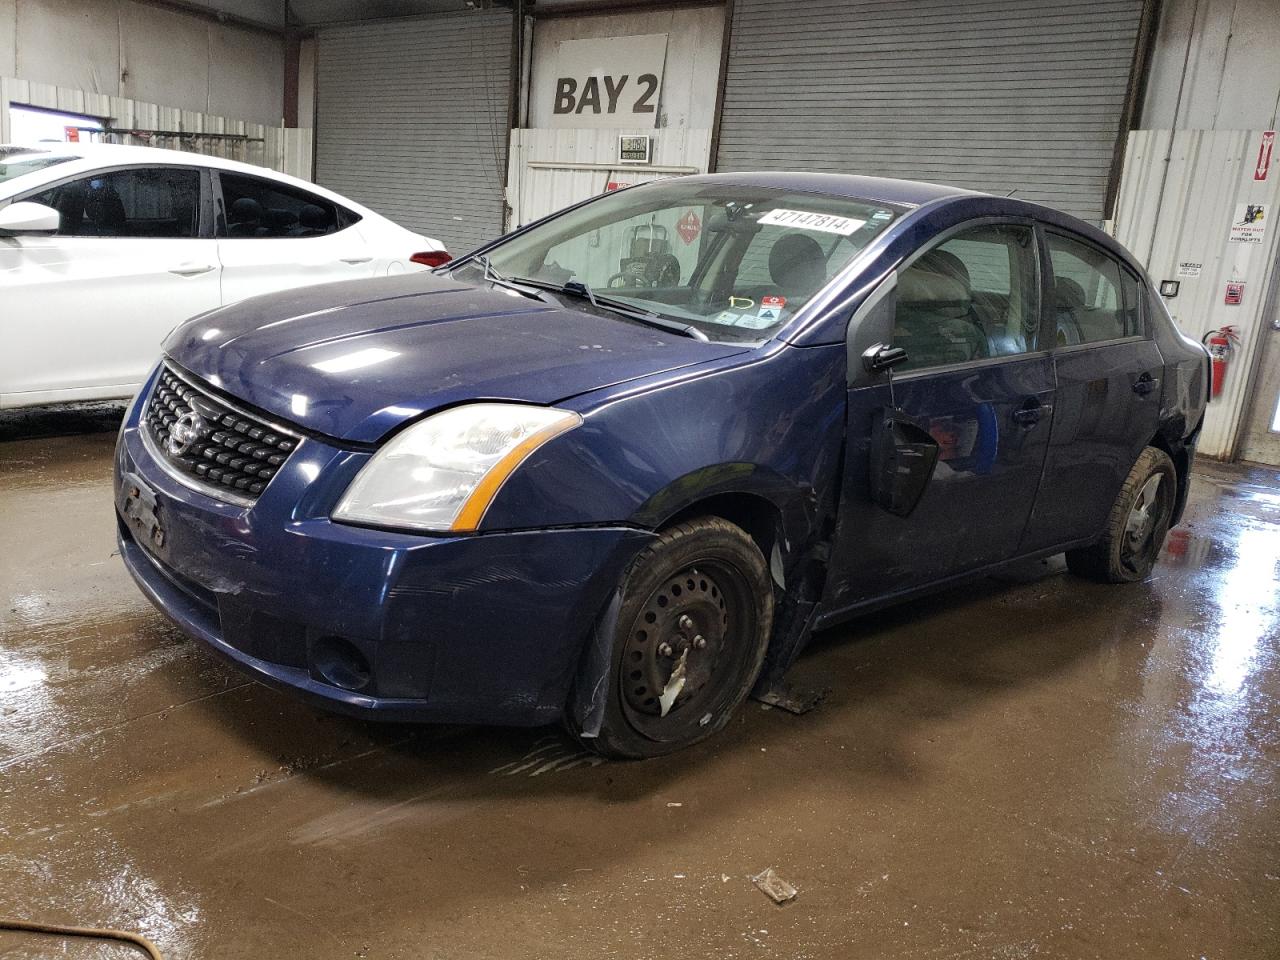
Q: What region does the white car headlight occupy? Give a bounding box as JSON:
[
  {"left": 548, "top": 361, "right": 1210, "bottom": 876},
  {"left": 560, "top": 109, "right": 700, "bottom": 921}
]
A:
[{"left": 332, "top": 403, "right": 582, "bottom": 533}]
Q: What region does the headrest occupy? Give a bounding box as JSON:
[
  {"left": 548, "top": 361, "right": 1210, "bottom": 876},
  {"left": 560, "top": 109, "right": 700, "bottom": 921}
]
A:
[
  {"left": 230, "top": 197, "right": 263, "bottom": 221},
  {"left": 298, "top": 203, "right": 330, "bottom": 229},
  {"left": 768, "top": 233, "right": 827, "bottom": 296},
  {"left": 1054, "top": 276, "right": 1087, "bottom": 308},
  {"left": 898, "top": 267, "right": 970, "bottom": 306}
]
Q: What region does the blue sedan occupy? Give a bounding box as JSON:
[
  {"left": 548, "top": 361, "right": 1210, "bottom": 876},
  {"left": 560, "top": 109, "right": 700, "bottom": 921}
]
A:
[{"left": 114, "top": 173, "right": 1209, "bottom": 757}]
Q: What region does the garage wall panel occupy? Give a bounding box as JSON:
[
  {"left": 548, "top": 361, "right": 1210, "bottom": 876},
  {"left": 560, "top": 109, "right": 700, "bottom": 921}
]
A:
[
  {"left": 315, "top": 11, "right": 512, "bottom": 254},
  {"left": 715, "top": 0, "right": 1144, "bottom": 221}
]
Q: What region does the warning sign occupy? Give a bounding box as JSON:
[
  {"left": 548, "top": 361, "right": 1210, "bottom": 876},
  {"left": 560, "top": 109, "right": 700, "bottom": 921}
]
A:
[
  {"left": 676, "top": 210, "right": 701, "bottom": 244},
  {"left": 1255, "top": 131, "right": 1275, "bottom": 181},
  {"left": 1228, "top": 204, "right": 1268, "bottom": 243}
]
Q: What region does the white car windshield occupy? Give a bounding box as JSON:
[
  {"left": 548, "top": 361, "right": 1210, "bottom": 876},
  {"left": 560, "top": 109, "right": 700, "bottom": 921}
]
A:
[
  {"left": 0, "top": 148, "right": 77, "bottom": 187},
  {"left": 460, "top": 180, "right": 903, "bottom": 342}
]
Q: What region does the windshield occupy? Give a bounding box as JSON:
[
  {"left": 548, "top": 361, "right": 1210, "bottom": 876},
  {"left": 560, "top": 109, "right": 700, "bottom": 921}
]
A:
[
  {"left": 0, "top": 150, "right": 76, "bottom": 186},
  {"left": 456, "top": 180, "right": 903, "bottom": 342}
]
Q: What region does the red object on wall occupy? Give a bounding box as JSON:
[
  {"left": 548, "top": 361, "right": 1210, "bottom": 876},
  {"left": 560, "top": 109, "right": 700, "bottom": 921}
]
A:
[
  {"left": 1256, "top": 131, "right": 1276, "bottom": 181},
  {"left": 1203, "top": 325, "right": 1241, "bottom": 398},
  {"left": 65, "top": 126, "right": 80, "bottom": 142},
  {"left": 1224, "top": 282, "right": 1245, "bottom": 305}
]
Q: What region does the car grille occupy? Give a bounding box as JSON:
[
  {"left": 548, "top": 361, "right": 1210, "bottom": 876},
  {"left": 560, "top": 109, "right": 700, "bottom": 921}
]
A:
[{"left": 143, "top": 365, "right": 298, "bottom": 503}]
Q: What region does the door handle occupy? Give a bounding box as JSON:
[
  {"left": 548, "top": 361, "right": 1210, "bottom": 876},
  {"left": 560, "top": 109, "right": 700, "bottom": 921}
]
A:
[
  {"left": 1133, "top": 373, "right": 1160, "bottom": 396},
  {"left": 1012, "top": 398, "right": 1051, "bottom": 427},
  {"left": 168, "top": 262, "right": 216, "bottom": 276},
  {"left": 339, "top": 256, "right": 373, "bottom": 264}
]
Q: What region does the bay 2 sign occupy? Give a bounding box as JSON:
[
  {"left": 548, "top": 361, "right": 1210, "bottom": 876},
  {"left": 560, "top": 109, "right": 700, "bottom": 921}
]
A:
[{"left": 550, "top": 34, "right": 668, "bottom": 130}]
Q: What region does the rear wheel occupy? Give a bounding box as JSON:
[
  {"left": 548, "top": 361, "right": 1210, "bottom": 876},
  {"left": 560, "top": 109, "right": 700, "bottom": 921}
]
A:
[
  {"left": 1066, "top": 446, "right": 1176, "bottom": 583},
  {"left": 568, "top": 517, "right": 773, "bottom": 759}
]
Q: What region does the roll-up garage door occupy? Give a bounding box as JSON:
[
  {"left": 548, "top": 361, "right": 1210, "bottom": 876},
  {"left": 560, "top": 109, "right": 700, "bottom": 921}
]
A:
[
  {"left": 715, "top": 0, "right": 1143, "bottom": 222},
  {"left": 316, "top": 10, "right": 511, "bottom": 254}
]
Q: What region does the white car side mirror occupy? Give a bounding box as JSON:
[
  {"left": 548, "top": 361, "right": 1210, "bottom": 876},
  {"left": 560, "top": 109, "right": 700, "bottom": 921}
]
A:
[{"left": 0, "top": 201, "right": 61, "bottom": 234}]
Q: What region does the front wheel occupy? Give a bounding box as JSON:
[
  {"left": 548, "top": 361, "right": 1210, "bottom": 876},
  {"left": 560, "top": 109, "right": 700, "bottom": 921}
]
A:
[
  {"left": 568, "top": 517, "right": 774, "bottom": 759},
  {"left": 1066, "top": 446, "right": 1177, "bottom": 583}
]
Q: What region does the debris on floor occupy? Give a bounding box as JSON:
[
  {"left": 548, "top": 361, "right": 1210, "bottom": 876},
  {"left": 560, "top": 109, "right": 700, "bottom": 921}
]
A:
[{"left": 751, "top": 868, "right": 798, "bottom": 904}]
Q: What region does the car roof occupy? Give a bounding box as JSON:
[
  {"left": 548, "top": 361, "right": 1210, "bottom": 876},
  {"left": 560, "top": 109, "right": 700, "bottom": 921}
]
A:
[
  {"left": 0, "top": 141, "right": 396, "bottom": 225},
  {"left": 2, "top": 141, "right": 279, "bottom": 177},
  {"left": 670, "top": 171, "right": 986, "bottom": 207}
]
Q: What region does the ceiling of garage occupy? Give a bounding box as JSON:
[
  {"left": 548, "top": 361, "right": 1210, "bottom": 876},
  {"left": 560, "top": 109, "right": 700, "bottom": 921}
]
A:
[{"left": 173, "top": 0, "right": 495, "bottom": 31}]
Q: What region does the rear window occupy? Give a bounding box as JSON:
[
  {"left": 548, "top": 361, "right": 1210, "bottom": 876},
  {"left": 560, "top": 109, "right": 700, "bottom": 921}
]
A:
[{"left": 0, "top": 152, "right": 75, "bottom": 186}]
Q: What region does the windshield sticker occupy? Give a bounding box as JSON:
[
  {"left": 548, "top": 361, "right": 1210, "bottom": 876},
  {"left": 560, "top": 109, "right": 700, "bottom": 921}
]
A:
[
  {"left": 712, "top": 310, "right": 751, "bottom": 326},
  {"left": 676, "top": 210, "right": 702, "bottom": 244},
  {"left": 758, "top": 208, "right": 867, "bottom": 235},
  {"left": 756, "top": 295, "right": 786, "bottom": 323}
]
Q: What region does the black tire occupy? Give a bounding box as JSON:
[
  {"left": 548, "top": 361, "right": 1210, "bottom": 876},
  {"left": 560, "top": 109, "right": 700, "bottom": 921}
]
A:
[
  {"left": 1066, "top": 446, "right": 1177, "bottom": 583},
  {"left": 567, "top": 517, "right": 774, "bottom": 759}
]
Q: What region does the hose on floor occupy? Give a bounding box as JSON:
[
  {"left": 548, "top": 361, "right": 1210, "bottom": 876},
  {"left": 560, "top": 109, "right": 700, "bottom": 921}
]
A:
[{"left": 0, "top": 918, "right": 163, "bottom": 959}]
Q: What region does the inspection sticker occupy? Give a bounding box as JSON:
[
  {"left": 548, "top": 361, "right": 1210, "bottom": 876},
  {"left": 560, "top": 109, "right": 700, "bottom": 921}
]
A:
[
  {"left": 756, "top": 295, "right": 787, "bottom": 323},
  {"left": 758, "top": 209, "right": 867, "bottom": 236}
]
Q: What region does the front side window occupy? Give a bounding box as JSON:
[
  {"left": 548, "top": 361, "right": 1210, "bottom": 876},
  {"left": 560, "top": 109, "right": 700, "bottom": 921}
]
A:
[
  {"left": 892, "top": 223, "right": 1040, "bottom": 371},
  {"left": 218, "top": 173, "right": 357, "bottom": 239},
  {"left": 1048, "top": 232, "right": 1140, "bottom": 345},
  {"left": 470, "top": 180, "right": 903, "bottom": 343},
  {"left": 26, "top": 167, "right": 200, "bottom": 238}
]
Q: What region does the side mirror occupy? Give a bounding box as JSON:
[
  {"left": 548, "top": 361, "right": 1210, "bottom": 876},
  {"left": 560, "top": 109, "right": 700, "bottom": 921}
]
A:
[
  {"left": 0, "top": 201, "right": 60, "bottom": 235},
  {"left": 861, "top": 342, "right": 909, "bottom": 374}
]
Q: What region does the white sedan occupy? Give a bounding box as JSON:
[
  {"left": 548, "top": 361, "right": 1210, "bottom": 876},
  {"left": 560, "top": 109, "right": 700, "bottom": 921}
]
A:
[{"left": 0, "top": 143, "right": 450, "bottom": 409}]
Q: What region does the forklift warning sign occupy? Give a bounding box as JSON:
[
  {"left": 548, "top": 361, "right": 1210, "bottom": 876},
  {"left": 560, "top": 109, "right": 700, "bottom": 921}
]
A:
[{"left": 1229, "top": 203, "right": 1268, "bottom": 243}]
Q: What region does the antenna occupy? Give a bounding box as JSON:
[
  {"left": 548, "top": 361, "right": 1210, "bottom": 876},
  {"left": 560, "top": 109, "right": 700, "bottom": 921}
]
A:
[{"left": 1005, "top": 188, "right": 1020, "bottom": 198}]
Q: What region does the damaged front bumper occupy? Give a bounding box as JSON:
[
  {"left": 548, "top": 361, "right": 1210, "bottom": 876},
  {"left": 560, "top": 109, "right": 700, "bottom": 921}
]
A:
[{"left": 113, "top": 388, "right": 653, "bottom": 726}]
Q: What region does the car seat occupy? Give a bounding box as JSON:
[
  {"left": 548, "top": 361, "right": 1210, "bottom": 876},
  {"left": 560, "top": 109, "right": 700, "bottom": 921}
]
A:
[
  {"left": 1053, "top": 277, "right": 1087, "bottom": 345},
  {"left": 227, "top": 197, "right": 266, "bottom": 238},
  {"left": 768, "top": 233, "right": 827, "bottom": 298},
  {"left": 294, "top": 203, "right": 333, "bottom": 237},
  {"left": 894, "top": 249, "right": 989, "bottom": 367},
  {"left": 83, "top": 182, "right": 127, "bottom": 237}
]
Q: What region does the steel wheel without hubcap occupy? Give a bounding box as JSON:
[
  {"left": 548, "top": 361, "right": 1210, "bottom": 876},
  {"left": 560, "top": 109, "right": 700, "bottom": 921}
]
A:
[
  {"left": 1120, "top": 473, "right": 1170, "bottom": 577},
  {"left": 1066, "top": 445, "right": 1177, "bottom": 583},
  {"left": 566, "top": 517, "right": 774, "bottom": 759},
  {"left": 620, "top": 561, "right": 747, "bottom": 741}
]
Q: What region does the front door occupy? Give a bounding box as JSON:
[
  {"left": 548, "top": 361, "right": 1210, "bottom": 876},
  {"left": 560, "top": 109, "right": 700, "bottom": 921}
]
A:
[
  {"left": 823, "top": 221, "right": 1055, "bottom": 611},
  {"left": 0, "top": 165, "right": 220, "bottom": 402}
]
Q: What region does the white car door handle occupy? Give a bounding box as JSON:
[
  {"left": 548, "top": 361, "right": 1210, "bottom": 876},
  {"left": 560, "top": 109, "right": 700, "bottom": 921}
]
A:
[
  {"left": 339, "top": 256, "right": 373, "bottom": 264},
  {"left": 168, "top": 262, "right": 216, "bottom": 276}
]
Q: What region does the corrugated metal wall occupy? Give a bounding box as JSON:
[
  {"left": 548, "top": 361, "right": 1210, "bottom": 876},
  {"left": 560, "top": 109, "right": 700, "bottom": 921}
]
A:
[
  {"left": 715, "top": 0, "right": 1144, "bottom": 222},
  {"left": 1, "top": 76, "right": 286, "bottom": 170},
  {"left": 315, "top": 11, "right": 512, "bottom": 254},
  {"left": 1112, "top": 128, "right": 1280, "bottom": 460}
]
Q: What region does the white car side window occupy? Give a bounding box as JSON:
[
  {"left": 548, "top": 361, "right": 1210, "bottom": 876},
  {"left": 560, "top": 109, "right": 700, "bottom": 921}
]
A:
[{"left": 26, "top": 167, "right": 201, "bottom": 239}]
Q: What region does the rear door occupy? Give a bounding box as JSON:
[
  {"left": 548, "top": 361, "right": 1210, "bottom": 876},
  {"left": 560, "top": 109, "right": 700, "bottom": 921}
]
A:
[
  {"left": 213, "top": 171, "right": 377, "bottom": 306},
  {"left": 1018, "top": 229, "right": 1163, "bottom": 552},
  {"left": 0, "top": 165, "right": 220, "bottom": 401},
  {"left": 824, "top": 220, "right": 1055, "bottom": 610}
]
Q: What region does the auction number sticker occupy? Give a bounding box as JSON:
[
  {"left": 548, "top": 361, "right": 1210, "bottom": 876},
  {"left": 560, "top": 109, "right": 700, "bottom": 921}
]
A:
[{"left": 758, "top": 209, "right": 867, "bottom": 236}]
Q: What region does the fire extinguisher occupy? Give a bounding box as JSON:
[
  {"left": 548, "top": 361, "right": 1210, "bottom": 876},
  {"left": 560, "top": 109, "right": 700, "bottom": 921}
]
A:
[{"left": 1202, "top": 325, "right": 1241, "bottom": 398}]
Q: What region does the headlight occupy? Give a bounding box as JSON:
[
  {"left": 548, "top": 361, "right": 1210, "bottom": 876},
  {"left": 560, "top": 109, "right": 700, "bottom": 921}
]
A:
[{"left": 332, "top": 403, "right": 581, "bottom": 533}]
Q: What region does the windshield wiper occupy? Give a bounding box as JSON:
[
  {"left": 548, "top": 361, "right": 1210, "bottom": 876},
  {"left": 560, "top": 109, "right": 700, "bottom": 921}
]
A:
[
  {"left": 519, "top": 277, "right": 710, "bottom": 342},
  {"left": 467, "top": 254, "right": 558, "bottom": 305}
]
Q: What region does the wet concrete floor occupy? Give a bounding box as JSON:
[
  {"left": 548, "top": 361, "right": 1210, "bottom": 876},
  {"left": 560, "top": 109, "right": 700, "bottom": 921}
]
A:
[{"left": 1, "top": 403, "right": 1277, "bottom": 959}]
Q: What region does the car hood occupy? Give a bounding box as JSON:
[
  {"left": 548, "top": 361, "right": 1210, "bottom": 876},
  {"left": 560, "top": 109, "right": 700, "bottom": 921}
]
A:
[{"left": 164, "top": 274, "right": 748, "bottom": 444}]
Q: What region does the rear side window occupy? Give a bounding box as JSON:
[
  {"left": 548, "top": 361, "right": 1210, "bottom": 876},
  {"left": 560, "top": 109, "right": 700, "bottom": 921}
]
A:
[
  {"left": 27, "top": 167, "right": 200, "bottom": 238},
  {"left": 217, "top": 173, "right": 359, "bottom": 239},
  {"left": 1047, "top": 233, "right": 1141, "bottom": 345},
  {"left": 892, "top": 223, "right": 1040, "bottom": 371}
]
